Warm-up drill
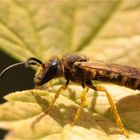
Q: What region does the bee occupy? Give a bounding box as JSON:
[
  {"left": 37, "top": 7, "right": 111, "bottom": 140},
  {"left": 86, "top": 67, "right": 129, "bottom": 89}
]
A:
[{"left": 1, "top": 54, "right": 140, "bottom": 137}]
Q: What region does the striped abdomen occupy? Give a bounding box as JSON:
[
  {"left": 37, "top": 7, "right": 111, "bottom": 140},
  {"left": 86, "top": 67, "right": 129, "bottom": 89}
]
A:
[
  {"left": 94, "top": 69, "right": 140, "bottom": 90},
  {"left": 80, "top": 61, "right": 140, "bottom": 90}
]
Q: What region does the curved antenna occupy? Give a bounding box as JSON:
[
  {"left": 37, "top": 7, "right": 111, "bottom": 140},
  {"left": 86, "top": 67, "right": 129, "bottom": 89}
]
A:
[
  {"left": 0, "top": 62, "right": 25, "bottom": 79},
  {"left": 0, "top": 57, "right": 43, "bottom": 79},
  {"left": 26, "top": 57, "right": 42, "bottom": 66}
]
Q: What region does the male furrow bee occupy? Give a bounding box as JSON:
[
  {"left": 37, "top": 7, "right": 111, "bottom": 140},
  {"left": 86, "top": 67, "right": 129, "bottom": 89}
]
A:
[{"left": 1, "top": 54, "right": 139, "bottom": 137}]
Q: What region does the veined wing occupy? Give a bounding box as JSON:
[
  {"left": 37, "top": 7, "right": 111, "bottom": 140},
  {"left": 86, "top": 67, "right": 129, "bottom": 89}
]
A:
[{"left": 79, "top": 60, "right": 140, "bottom": 79}]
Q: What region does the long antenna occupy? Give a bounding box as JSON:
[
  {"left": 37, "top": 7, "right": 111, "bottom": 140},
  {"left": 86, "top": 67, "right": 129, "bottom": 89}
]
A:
[
  {"left": 0, "top": 62, "right": 25, "bottom": 79},
  {"left": 26, "top": 57, "right": 43, "bottom": 66},
  {"left": 0, "top": 57, "right": 43, "bottom": 79}
]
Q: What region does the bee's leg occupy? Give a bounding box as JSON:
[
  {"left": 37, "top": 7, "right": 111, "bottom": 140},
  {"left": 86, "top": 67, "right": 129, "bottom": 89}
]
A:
[
  {"left": 46, "top": 80, "right": 69, "bottom": 113},
  {"left": 71, "top": 87, "right": 89, "bottom": 126},
  {"left": 86, "top": 80, "right": 129, "bottom": 137},
  {"left": 95, "top": 85, "right": 128, "bottom": 137},
  {"left": 31, "top": 80, "right": 69, "bottom": 129}
]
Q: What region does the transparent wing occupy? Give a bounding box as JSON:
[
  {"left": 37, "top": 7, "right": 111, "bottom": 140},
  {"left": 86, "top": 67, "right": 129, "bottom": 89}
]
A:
[{"left": 78, "top": 60, "right": 140, "bottom": 79}]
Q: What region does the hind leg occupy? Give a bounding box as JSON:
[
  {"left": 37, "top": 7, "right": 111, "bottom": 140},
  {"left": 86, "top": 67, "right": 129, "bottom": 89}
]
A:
[{"left": 86, "top": 81, "right": 128, "bottom": 137}]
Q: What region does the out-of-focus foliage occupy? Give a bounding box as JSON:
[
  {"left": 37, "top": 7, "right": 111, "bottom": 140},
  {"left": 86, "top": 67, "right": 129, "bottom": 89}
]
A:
[
  {"left": 0, "top": 0, "right": 140, "bottom": 67},
  {"left": 0, "top": 0, "right": 140, "bottom": 139}
]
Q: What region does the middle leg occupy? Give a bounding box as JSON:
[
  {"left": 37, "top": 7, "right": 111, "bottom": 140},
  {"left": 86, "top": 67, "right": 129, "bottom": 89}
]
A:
[{"left": 71, "top": 87, "right": 88, "bottom": 126}]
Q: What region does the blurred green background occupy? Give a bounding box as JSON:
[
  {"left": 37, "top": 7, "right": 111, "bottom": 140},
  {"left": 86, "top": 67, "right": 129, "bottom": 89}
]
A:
[
  {"left": 0, "top": 50, "right": 35, "bottom": 102},
  {"left": 0, "top": 50, "right": 35, "bottom": 138},
  {"left": 0, "top": 0, "right": 140, "bottom": 139}
]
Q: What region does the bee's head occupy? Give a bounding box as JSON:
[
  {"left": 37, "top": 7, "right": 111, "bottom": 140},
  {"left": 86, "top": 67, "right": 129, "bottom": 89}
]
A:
[
  {"left": 0, "top": 57, "right": 64, "bottom": 86},
  {"left": 34, "top": 57, "right": 63, "bottom": 86}
]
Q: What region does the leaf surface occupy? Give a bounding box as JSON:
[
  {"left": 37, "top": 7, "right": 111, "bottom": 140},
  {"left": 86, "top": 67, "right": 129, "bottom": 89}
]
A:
[{"left": 0, "top": 1, "right": 140, "bottom": 139}]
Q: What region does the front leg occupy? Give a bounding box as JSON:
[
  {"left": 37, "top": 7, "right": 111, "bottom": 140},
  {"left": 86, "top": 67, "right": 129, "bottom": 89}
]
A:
[
  {"left": 46, "top": 80, "right": 69, "bottom": 113},
  {"left": 32, "top": 80, "right": 69, "bottom": 129}
]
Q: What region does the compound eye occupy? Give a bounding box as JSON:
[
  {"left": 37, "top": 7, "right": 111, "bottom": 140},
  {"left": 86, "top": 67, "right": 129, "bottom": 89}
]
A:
[
  {"left": 48, "top": 60, "right": 58, "bottom": 74},
  {"left": 52, "top": 61, "right": 57, "bottom": 67}
]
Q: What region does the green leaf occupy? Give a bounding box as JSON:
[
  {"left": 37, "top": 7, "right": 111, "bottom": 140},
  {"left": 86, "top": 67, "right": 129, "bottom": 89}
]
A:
[
  {"left": 1, "top": 0, "right": 140, "bottom": 139},
  {"left": 0, "top": 85, "right": 140, "bottom": 140},
  {"left": 0, "top": 0, "right": 140, "bottom": 66}
]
